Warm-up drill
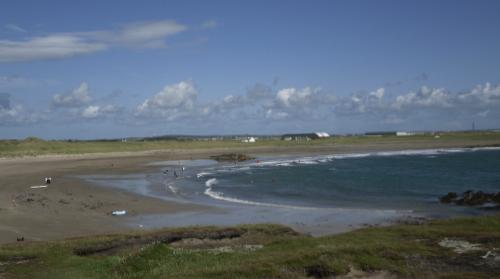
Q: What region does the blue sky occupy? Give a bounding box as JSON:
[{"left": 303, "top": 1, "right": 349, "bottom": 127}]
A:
[{"left": 1, "top": 0, "right": 500, "bottom": 139}]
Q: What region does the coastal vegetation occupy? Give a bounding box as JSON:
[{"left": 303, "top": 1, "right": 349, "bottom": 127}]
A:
[
  {"left": 1, "top": 131, "right": 500, "bottom": 157},
  {"left": 1, "top": 215, "right": 499, "bottom": 278}
]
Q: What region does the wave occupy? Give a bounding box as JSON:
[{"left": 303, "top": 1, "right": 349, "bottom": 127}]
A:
[
  {"left": 160, "top": 147, "right": 500, "bottom": 181},
  {"left": 203, "top": 186, "right": 316, "bottom": 210},
  {"left": 168, "top": 184, "right": 179, "bottom": 194},
  {"left": 202, "top": 177, "right": 317, "bottom": 209},
  {"left": 233, "top": 147, "right": 500, "bottom": 171},
  {"left": 197, "top": 146, "right": 499, "bottom": 210},
  {"left": 203, "top": 184, "right": 408, "bottom": 213},
  {"left": 205, "top": 178, "right": 218, "bottom": 187},
  {"left": 197, "top": 172, "right": 213, "bottom": 179}
]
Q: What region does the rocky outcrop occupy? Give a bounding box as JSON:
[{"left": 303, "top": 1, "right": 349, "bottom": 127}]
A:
[
  {"left": 440, "top": 190, "right": 500, "bottom": 207},
  {"left": 210, "top": 153, "right": 255, "bottom": 162},
  {"left": 440, "top": 192, "right": 458, "bottom": 203}
]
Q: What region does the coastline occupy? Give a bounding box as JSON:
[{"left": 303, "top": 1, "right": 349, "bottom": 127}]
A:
[{"left": 1, "top": 139, "right": 500, "bottom": 244}]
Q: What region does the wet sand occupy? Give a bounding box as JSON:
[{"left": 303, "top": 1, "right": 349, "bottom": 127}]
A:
[{"left": 1, "top": 138, "right": 499, "bottom": 244}]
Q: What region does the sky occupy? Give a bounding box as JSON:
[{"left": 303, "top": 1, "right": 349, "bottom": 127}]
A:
[{"left": 1, "top": 0, "right": 500, "bottom": 139}]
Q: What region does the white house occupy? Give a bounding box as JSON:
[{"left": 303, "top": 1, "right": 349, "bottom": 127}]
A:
[{"left": 242, "top": 137, "right": 256, "bottom": 143}]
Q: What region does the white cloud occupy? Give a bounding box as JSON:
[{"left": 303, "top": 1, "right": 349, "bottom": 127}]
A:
[
  {"left": 0, "top": 104, "right": 45, "bottom": 126},
  {"left": 393, "top": 86, "right": 452, "bottom": 109},
  {"left": 331, "top": 82, "right": 500, "bottom": 129},
  {"left": 457, "top": 82, "right": 500, "bottom": 106},
  {"left": 0, "top": 35, "right": 106, "bottom": 62},
  {"left": 93, "top": 20, "right": 187, "bottom": 48},
  {"left": 0, "top": 75, "right": 58, "bottom": 89},
  {"left": 0, "top": 20, "right": 187, "bottom": 62},
  {"left": 52, "top": 82, "right": 92, "bottom": 108},
  {"left": 201, "top": 20, "right": 217, "bottom": 29},
  {"left": 369, "top": 88, "right": 385, "bottom": 99},
  {"left": 246, "top": 83, "right": 273, "bottom": 102},
  {"left": 81, "top": 104, "right": 117, "bottom": 119},
  {"left": 136, "top": 80, "right": 197, "bottom": 120},
  {"left": 265, "top": 109, "right": 288, "bottom": 120},
  {"left": 4, "top": 23, "right": 26, "bottom": 33},
  {"left": 276, "top": 87, "right": 315, "bottom": 107},
  {"left": 0, "top": 105, "right": 22, "bottom": 125},
  {"left": 5, "top": 79, "right": 500, "bottom": 131}
]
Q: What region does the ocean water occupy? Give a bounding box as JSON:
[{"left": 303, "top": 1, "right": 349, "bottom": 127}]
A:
[
  {"left": 193, "top": 148, "right": 500, "bottom": 213},
  {"left": 81, "top": 147, "right": 500, "bottom": 235}
]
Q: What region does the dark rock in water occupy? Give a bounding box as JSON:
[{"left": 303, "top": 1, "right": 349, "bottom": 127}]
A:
[
  {"left": 441, "top": 190, "right": 500, "bottom": 207},
  {"left": 210, "top": 153, "right": 255, "bottom": 162},
  {"left": 470, "top": 191, "right": 489, "bottom": 206},
  {"left": 440, "top": 192, "right": 458, "bottom": 203},
  {"left": 492, "top": 192, "right": 500, "bottom": 204}
]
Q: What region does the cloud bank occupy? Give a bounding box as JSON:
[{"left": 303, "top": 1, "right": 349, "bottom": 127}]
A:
[
  {"left": 2, "top": 80, "right": 500, "bottom": 134},
  {"left": 0, "top": 20, "right": 188, "bottom": 62}
]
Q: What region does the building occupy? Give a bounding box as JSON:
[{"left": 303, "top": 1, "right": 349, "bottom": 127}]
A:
[
  {"left": 242, "top": 137, "right": 256, "bottom": 143},
  {"left": 396, "top": 131, "right": 415, "bottom": 136},
  {"left": 281, "top": 132, "right": 330, "bottom": 141}
]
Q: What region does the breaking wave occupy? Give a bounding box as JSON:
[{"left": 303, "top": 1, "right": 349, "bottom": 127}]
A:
[
  {"left": 205, "top": 178, "right": 218, "bottom": 187},
  {"left": 203, "top": 178, "right": 315, "bottom": 209},
  {"left": 214, "top": 147, "right": 500, "bottom": 173},
  {"left": 197, "top": 172, "right": 213, "bottom": 179}
]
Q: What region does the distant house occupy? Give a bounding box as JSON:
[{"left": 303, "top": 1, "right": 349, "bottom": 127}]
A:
[
  {"left": 281, "top": 132, "right": 330, "bottom": 141},
  {"left": 396, "top": 131, "right": 415, "bottom": 136},
  {"left": 242, "top": 137, "right": 256, "bottom": 143}
]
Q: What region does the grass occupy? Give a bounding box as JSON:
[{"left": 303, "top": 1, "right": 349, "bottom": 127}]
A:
[
  {"left": 1, "top": 216, "right": 499, "bottom": 278},
  {"left": 1, "top": 131, "right": 500, "bottom": 157}
]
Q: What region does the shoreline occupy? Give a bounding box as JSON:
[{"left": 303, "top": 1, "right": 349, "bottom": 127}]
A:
[
  {"left": 2, "top": 137, "right": 500, "bottom": 163},
  {"left": 116, "top": 146, "right": 500, "bottom": 237},
  {"left": 1, "top": 140, "right": 500, "bottom": 244}
]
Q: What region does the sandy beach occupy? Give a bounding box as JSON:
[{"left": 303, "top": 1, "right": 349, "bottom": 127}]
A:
[{"left": 1, "top": 138, "right": 500, "bottom": 244}]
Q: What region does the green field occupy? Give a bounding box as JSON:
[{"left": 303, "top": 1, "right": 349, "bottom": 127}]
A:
[
  {"left": 1, "top": 131, "right": 500, "bottom": 157},
  {"left": 1, "top": 216, "right": 499, "bottom": 278}
]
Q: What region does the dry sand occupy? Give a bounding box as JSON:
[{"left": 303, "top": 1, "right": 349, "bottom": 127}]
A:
[{"left": 1, "top": 138, "right": 499, "bottom": 244}]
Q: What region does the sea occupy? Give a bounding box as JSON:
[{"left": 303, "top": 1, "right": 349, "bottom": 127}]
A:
[{"left": 81, "top": 147, "right": 500, "bottom": 235}]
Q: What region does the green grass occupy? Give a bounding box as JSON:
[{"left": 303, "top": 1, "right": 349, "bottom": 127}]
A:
[
  {"left": 1, "top": 131, "right": 500, "bottom": 157},
  {"left": 1, "top": 216, "right": 499, "bottom": 278}
]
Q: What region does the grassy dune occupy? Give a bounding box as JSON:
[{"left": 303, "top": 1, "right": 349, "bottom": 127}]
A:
[
  {"left": 1, "top": 131, "right": 500, "bottom": 157},
  {"left": 1, "top": 216, "right": 499, "bottom": 278}
]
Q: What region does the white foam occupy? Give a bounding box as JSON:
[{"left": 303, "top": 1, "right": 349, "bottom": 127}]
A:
[
  {"left": 196, "top": 172, "right": 213, "bottom": 179},
  {"left": 472, "top": 146, "right": 500, "bottom": 151},
  {"left": 203, "top": 186, "right": 409, "bottom": 213},
  {"left": 326, "top": 147, "right": 498, "bottom": 161},
  {"left": 205, "top": 178, "right": 218, "bottom": 187},
  {"left": 297, "top": 159, "right": 319, "bottom": 165},
  {"left": 207, "top": 147, "right": 487, "bottom": 174},
  {"left": 203, "top": 186, "right": 315, "bottom": 210},
  {"left": 331, "top": 153, "right": 371, "bottom": 159},
  {"left": 168, "top": 184, "right": 179, "bottom": 194}
]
